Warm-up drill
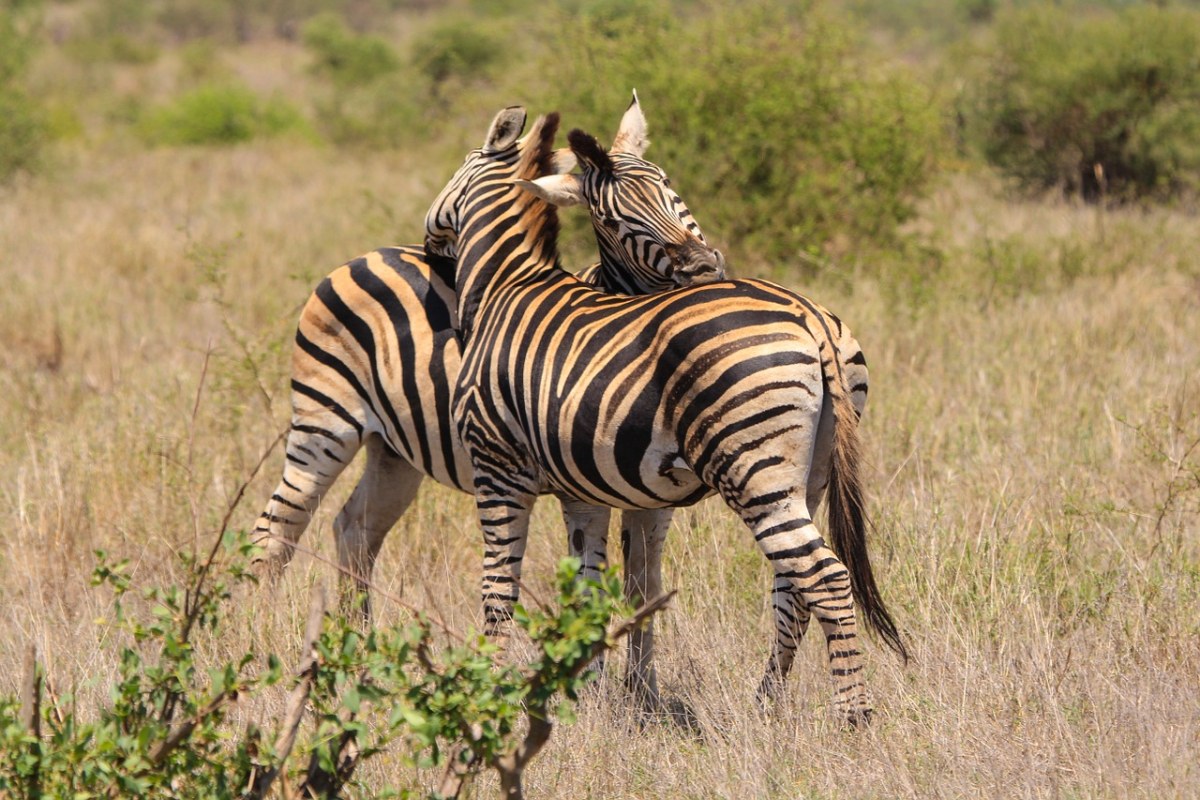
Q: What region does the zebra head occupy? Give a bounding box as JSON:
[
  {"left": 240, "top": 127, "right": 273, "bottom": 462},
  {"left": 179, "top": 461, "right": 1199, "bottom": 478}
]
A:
[
  {"left": 515, "top": 91, "right": 726, "bottom": 291},
  {"left": 424, "top": 106, "right": 573, "bottom": 261},
  {"left": 423, "top": 105, "right": 570, "bottom": 337}
]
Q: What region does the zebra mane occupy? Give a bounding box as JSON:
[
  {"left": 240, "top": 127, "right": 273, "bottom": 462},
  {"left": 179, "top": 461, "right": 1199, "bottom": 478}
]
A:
[
  {"left": 567, "top": 129, "right": 613, "bottom": 173},
  {"left": 518, "top": 112, "right": 562, "bottom": 180},
  {"left": 514, "top": 111, "right": 563, "bottom": 260}
]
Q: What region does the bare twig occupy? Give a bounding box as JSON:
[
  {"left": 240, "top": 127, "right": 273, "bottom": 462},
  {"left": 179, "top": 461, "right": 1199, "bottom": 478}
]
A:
[
  {"left": 245, "top": 583, "right": 328, "bottom": 799},
  {"left": 157, "top": 428, "right": 286, "bottom": 731},
  {"left": 148, "top": 690, "right": 238, "bottom": 765},
  {"left": 181, "top": 427, "right": 288, "bottom": 645},
  {"left": 494, "top": 591, "right": 676, "bottom": 799},
  {"left": 186, "top": 341, "right": 214, "bottom": 475},
  {"left": 20, "top": 644, "right": 41, "bottom": 797},
  {"left": 436, "top": 745, "right": 480, "bottom": 799},
  {"left": 253, "top": 534, "right": 465, "bottom": 643},
  {"left": 297, "top": 715, "right": 361, "bottom": 797}
]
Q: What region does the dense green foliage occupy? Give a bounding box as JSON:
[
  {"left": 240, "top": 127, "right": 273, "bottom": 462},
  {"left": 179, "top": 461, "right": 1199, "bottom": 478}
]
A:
[
  {"left": 542, "top": 2, "right": 942, "bottom": 263},
  {"left": 10, "top": 0, "right": 1200, "bottom": 247},
  {"left": 0, "top": 536, "right": 635, "bottom": 798},
  {"left": 969, "top": 4, "right": 1200, "bottom": 201},
  {"left": 412, "top": 18, "right": 504, "bottom": 86},
  {"left": 0, "top": 6, "right": 44, "bottom": 181},
  {"left": 138, "top": 83, "right": 311, "bottom": 145}
]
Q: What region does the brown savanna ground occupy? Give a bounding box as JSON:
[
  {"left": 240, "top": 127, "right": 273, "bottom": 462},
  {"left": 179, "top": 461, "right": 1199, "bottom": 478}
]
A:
[{"left": 3, "top": 26, "right": 1200, "bottom": 800}]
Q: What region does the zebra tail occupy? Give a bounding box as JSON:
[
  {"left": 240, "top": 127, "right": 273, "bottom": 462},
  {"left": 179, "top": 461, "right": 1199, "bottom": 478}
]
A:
[{"left": 823, "top": 343, "right": 910, "bottom": 664}]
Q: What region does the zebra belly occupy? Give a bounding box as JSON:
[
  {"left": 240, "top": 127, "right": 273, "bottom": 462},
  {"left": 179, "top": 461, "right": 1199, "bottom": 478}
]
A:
[{"left": 531, "top": 423, "right": 711, "bottom": 510}]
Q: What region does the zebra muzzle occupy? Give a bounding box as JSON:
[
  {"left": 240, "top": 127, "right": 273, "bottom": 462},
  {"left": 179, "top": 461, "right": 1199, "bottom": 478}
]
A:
[{"left": 667, "top": 242, "right": 727, "bottom": 287}]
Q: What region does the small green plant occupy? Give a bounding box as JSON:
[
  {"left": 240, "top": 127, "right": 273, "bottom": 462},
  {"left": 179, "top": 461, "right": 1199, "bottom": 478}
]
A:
[
  {"left": 138, "top": 82, "right": 311, "bottom": 146},
  {"left": 967, "top": 3, "right": 1200, "bottom": 201}
]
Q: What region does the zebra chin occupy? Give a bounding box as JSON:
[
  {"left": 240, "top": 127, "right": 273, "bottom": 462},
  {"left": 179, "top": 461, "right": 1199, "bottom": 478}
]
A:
[{"left": 666, "top": 244, "right": 727, "bottom": 287}]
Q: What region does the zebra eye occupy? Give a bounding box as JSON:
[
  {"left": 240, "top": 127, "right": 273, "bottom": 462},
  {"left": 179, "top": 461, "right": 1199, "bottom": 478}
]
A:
[{"left": 601, "top": 217, "right": 620, "bottom": 230}]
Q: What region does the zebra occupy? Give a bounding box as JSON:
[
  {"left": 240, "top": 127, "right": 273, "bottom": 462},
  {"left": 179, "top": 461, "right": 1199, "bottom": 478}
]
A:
[
  {"left": 249, "top": 97, "right": 723, "bottom": 706},
  {"left": 426, "top": 105, "right": 904, "bottom": 725}
]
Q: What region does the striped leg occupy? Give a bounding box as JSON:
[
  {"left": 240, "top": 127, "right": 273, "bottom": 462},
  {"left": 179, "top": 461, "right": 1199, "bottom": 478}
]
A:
[
  {"left": 744, "top": 498, "right": 871, "bottom": 725},
  {"left": 334, "top": 435, "right": 423, "bottom": 622},
  {"left": 756, "top": 576, "right": 812, "bottom": 705},
  {"left": 561, "top": 498, "right": 612, "bottom": 674},
  {"left": 251, "top": 420, "right": 361, "bottom": 577},
  {"left": 561, "top": 498, "right": 611, "bottom": 584},
  {"left": 620, "top": 508, "right": 672, "bottom": 712},
  {"left": 478, "top": 486, "right": 536, "bottom": 646}
]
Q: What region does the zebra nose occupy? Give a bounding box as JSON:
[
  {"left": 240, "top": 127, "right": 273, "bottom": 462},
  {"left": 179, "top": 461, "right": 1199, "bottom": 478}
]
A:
[{"left": 670, "top": 243, "right": 726, "bottom": 287}]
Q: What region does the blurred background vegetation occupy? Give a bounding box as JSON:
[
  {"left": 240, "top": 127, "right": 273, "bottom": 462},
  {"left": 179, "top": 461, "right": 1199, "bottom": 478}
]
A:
[
  {"left": 3, "top": 4, "right": 1199, "bottom": 795},
  {"left": 4, "top": 0, "right": 1199, "bottom": 273}
]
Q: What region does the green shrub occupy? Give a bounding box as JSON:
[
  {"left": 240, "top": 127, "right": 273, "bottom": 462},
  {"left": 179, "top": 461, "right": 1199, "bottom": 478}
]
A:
[
  {"left": 300, "top": 11, "right": 432, "bottom": 147},
  {"left": 0, "top": 6, "right": 45, "bottom": 181},
  {"left": 302, "top": 11, "right": 400, "bottom": 87},
  {"left": 0, "top": 89, "right": 42, "bottom": 180},
  {"left": 0, "top": 532, "right": 653, "bottom": 799},
  {"left": 542, "top": 1, "right": 942, "bottom": 267},
  {"left": 969, "top": 4, "right": 1200, "bottom": 201},
  {"left": 70, "top": 0, "right": 160, "bottom": 64},
  {"left": 411, "top": 19, "right": 504, "bottom": 86},
  {"left": 308, "top": 73, "right": 428, "bottom": 147},
  {"left": 138, "top": 83, "right": 311, "bottom": 145}
]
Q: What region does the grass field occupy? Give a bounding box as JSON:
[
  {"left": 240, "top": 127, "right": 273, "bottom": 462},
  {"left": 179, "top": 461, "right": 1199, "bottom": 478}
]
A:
[{"left": 3, "top": 8, "right": 1200, "bottom": 798}]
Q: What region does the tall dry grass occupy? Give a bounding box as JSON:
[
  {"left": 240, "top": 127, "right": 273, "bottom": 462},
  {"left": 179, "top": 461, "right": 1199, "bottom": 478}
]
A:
[{"left": 1, "top": 132, "right": 1198, "bottom": 798}]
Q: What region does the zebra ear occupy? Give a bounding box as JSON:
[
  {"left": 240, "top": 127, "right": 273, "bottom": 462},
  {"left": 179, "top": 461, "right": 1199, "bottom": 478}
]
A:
[
  {"left": 550, "top": 147, "right": 578, "bottom": 175},
  {"left": 514, "top": 174, "right": 585, "bottom": 208},
  {"left": 611, "top": 89, "right": 649, "bottom": 157},
  {"left": 567, "top": 129, "right": 613, "bottom": 173},
  {"left": 484, "top": 106, "right": 527, "bottom": 153}
]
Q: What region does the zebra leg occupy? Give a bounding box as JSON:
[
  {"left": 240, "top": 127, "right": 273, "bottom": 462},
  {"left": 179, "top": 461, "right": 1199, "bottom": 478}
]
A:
[
  {"left": 560, "top": 498, "right": 612, "bottom": 675},
  {"left": 561, "top": 498, "right": 611, "bottom": 583},
  {"left": 805, "top": 395, "right": 836, "bottom": 517},
  {"left": 744, "top": 500, "right": 871, "bottom": 725},
  {"left": 251, "top": 421, "right": 360, "bottom": 578},
  {"left": 620, "top": 508, "right": 672, "bottom": 713},
  {"left": 478, "top": 487, "right": 536, "bottom": 649},
  {"left": 755, "top": 576, "right": 812, "bottom": 706},
  {"left": 334, "top": 435, "right": 423, "bottom": 622}
]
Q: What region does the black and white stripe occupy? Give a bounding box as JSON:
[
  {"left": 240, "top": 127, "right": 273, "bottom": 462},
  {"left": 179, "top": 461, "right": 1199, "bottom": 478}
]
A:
[
  {"left": 428, "top": 104, "right": 903, "bottom": 724},
  {"left": 249, "top": 100, "right": 716, "bottom": 710}
]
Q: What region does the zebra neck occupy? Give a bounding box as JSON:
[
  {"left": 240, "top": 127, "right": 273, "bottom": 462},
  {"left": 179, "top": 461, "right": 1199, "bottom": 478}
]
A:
[
  {"left": 454, "top": 201, "right": 560, "bottom": 339},
  {"left": 594, "top": 252, "right": 674, "bottom": 295}
]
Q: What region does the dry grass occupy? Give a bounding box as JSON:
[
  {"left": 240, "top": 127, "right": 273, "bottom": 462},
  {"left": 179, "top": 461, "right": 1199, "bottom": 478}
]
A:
[{"left": 2, "top": 126, "right": 1199, "bottom": 798}]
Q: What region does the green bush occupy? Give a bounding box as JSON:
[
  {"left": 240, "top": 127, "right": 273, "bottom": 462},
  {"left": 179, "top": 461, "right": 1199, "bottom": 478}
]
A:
[
  {"left": 0, "top": 531, "right": 653, "bottom": 798},
  {"left": 138, "top": 83, "right": 311, "bottom": 145},
  {"left": 70, "top": 0, "right": 160, "bottom": 64},
  {"left": 302, "top": 12, "right": 400, "bottom": 86},
  {"left": 301, "top": 12, "right": 428, "bottom": 147},
  {"left": 411, "top": 19, "right": 504, "bottom": 86},
  {"left": 0, "top": 7, "right": 44, "bottom": 181},
  {"left": 542, "top": 1, "right": 942, "bottom": 267},
  {"left": 969, "top": 4, "right": 1200, "bottom": 201},
  {"left": 0, "top": 89, "right": 42, "bottom": 181}
]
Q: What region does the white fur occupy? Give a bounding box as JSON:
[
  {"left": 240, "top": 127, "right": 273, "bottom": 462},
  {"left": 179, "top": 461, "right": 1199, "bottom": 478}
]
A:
[
  {"left": 514, "top": 174, "right": 585, "bottom": 207},
  {"left": 611, "top": 89, "right": 650, "bottom": 157}
]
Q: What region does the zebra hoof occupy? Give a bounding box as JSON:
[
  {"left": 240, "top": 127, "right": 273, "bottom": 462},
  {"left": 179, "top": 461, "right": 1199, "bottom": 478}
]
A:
[
  {"left": 840, "top": 705, "right": 873, "bottom": 730},
  {"left": 247, "top": 556, "right": 285, "bottom": 584}
]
